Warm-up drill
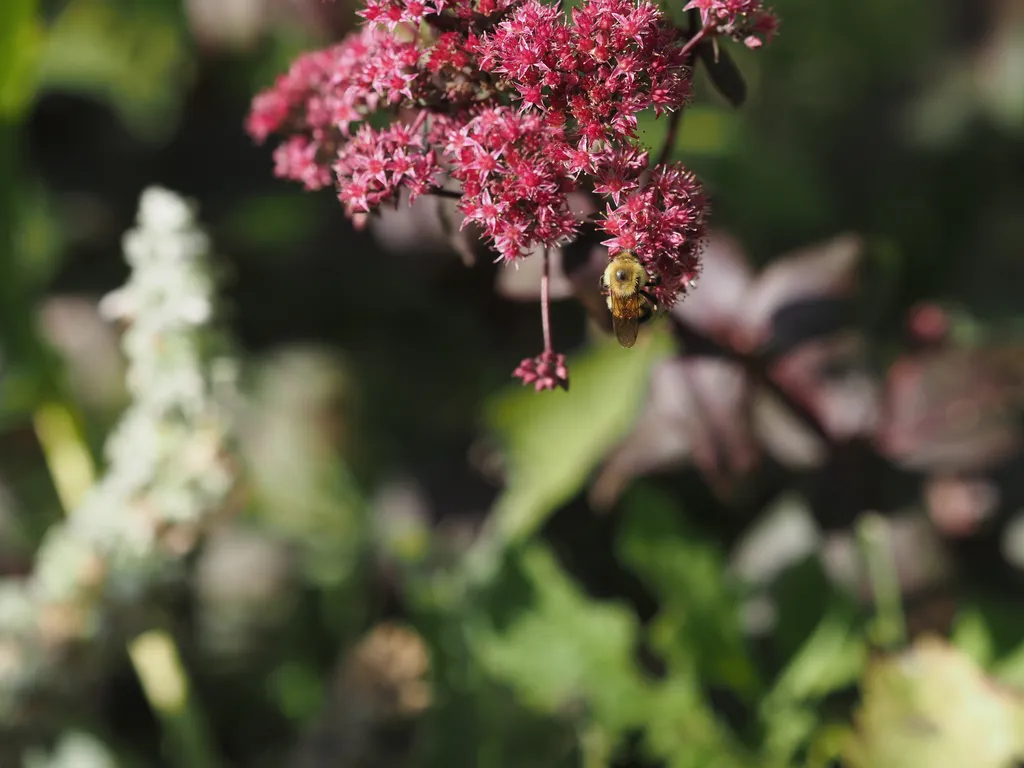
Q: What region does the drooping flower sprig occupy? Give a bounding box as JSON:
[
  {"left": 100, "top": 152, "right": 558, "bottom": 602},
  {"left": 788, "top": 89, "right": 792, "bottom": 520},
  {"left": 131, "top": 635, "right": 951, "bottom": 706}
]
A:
[{"left": 247, "top": 0, "right": 777, "bottom": 390}]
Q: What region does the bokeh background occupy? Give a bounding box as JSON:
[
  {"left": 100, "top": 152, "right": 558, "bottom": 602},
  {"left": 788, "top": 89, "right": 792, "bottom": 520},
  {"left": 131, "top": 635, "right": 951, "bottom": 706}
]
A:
[{"left": 4, "top": 0, "right": 1024, "bottom": 766}]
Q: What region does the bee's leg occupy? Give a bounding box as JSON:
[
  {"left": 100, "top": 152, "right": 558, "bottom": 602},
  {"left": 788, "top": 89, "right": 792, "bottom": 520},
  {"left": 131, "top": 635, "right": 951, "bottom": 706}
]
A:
[
  {"left": 637, "top": 290, "right": 659, "bottom": 324},
  {"left": 645, "top": 272, "right": 662, "bottom": 288}
]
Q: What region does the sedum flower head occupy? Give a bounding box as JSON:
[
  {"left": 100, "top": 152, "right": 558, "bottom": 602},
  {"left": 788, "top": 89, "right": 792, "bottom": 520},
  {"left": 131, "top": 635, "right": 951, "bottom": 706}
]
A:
[
  {"left": 246, "top": 0, "right": 702, "bottom": 264},
  {"left": 247, "top": 0, "right": 777, "bottom": 386}
]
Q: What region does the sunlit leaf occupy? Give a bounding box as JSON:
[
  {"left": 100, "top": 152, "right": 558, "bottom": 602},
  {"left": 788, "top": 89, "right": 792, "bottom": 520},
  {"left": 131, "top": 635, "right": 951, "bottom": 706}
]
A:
[
  {"left": 0, "top": 0, "right": 42, "bottom": 119},
  {"left": 469, "top": 543, "right": 650, "bottom": 732},
  {"left": 485, "top": 330, "right": 672, "bottom": 543},
  {"left": 24, "top": 731, "right": 119, "bottom": 768},
  {"left": 843, "top": 636, "right": 1024, "bottom": 768}
]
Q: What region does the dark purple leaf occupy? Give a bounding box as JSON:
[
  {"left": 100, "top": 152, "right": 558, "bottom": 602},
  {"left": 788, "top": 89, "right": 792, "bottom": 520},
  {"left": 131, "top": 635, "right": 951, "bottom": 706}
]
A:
[
  {"left": 756, "top": 330, "right": 881, "bottom": 467},
  {"left": 736, "top": 233, "right": 862, "bottom": 354},
  {"left": 876, "top": 349, "right": 1023, "bottom": 472},
  {"left": 671, "top": 230, "right": 754, "bottom": 345},
  {"left": 590, "top": 357, "right": 756, "bottom": 508},
  {"left": 696, "top": 40, "right": 748, "bottom": 108}
]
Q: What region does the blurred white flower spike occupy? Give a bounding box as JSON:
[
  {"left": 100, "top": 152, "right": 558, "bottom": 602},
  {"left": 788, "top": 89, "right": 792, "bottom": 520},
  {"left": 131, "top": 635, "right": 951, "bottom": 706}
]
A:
[
  {"left": 101, "top": 186, "right": 214, "bottom": 330},
  {"left": 0, "top": 186, "right": 240, "bottom": 732}
]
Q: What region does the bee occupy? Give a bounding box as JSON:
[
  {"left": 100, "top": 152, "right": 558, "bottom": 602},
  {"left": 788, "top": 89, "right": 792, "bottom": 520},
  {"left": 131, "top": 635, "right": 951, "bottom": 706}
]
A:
[{"left": 600, "top": 252, "right": 659, "bottom": 348}]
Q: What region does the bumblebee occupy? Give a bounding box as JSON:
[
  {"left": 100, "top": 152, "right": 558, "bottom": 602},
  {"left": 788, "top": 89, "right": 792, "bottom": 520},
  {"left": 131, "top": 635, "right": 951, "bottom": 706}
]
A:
[{"left": 600, "top": 252, "right": 659, "bottom": 348}]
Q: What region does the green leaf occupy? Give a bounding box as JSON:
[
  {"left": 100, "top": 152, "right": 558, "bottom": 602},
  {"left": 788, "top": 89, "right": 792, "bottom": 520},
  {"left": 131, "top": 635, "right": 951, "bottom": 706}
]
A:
[
  {"left": 485, "top": 330, "right": 671, "bottom": 544},
  {"left": 0, "top": 0, "right": 42, "bottom": 119},
  {"left": 843, "top": 636, "right": 1024, "bottom": 768},
  {"left": 953, "top": 595, "right": 1024, "bottom": 686},
  {"left": 38, "top": 0, "right": 190, "bottom": 141},
  {"left": 465, "top": 537, "right": 754, "bottom": 766},
  {"left": 469, "top": 543, "right": 650, "bottom": 733},
  {"left": 951, "top": 605, "right": 996, "bottom": 669},
  {"left": 617, "top": 484, "right": 761, "bottom": 698},
  {"left": 759, "top": 607, "right": 866, "bottom": 764},
  {"left": 644, "top": 675, "right": 756, "bottom": 768},
  {"left": 765, "top": 609, "right": 865, "bottom": 707}
]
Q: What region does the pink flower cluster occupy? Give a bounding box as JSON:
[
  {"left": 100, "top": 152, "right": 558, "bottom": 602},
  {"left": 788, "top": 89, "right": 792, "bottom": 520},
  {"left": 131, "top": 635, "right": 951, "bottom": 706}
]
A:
[
  {"left": 247, "top": 28, "right": 428, "bottom": 192},
  {"left": 247, "top": 0, "right": 706, "bottom": 278},
  {"left": 447, "top": 108, "right": 578, "bottom": 256},
  {"left": 247, "top": 0, "right": 777, "bottom": 388},
  {"left": 684, "top": 0, "right": 777, "bottom": 48},
  {"left": 477, "top": 0, "right": 690, "bottom": 140},
  {"left": 513, "top": 351, "right": 570, "bottom": 392}
]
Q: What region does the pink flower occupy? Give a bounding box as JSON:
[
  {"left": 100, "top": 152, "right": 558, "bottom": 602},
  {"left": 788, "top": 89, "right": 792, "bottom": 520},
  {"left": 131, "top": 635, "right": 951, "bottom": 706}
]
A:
[
  {"left": 245, "top": 28, "right": 417, "bottom": 188},
  {"left": 446, "top": 107, "right": 577, "bottom": 261},
  {"left": 477, "top": 0, "right": 691, "bottom": 143},
  {"left": 684, "top": 0, "right": 778, "bottom": 48},
  {"left": 335, "top": 122, "right": 442, "bottom": 214},
  {"left": 273, "top": 136, "right": 333, "bottom": 191},
  {"left": 513, "top": 350, "right": 569, "bottom": 391}
]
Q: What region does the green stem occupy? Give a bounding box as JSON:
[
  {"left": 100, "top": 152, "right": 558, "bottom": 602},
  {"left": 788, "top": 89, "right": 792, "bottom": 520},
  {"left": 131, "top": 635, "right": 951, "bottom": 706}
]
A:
[
  {"left": 128, "top": 631, "right": 223, "bottom": 768},
  {"left": 856, "top": 512, "right": 907, "bottom": 649}
]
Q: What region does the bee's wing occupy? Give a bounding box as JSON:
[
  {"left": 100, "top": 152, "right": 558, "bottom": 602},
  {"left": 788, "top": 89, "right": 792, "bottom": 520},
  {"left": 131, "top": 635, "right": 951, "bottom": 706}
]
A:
[
  {"left": 609, "top": 292, "right": 642, "bottom": 348},
  {"left": 612, "top": 315, "right": 640, "bottom": 347}
]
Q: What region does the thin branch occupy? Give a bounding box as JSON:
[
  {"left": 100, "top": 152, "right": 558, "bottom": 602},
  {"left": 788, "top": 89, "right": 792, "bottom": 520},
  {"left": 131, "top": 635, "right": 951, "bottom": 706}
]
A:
[
  {"left": 428, "top": 187, "right": 463, "bottom": 200},
  {"left": 655, "top": 110, "right": 684, "bottom": 168},
  {"left": 678, "top": 24, "right": 711, "bottom": 60},
  {"left": 541, "top": 247, "right": 553, "bottom": 353},
  {"left": 669, "top": 315, "right": 835, "bottom": 447},
  {"left": 655, "top": 25, "right": 710, "bottom": 167}
]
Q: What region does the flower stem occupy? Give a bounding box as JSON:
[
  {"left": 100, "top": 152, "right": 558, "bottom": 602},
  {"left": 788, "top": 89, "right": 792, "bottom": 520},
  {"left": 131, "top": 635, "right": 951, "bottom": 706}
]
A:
[
  {"left": 655, "top": 27, "right": 709, "bottom": 167},
  {"left": 129, "top": 630, "right": 223, "bottom": 768},
  {"left": 429, "top": 187, "right": 463, "bottom": 199},
  {"left": 32, "top": 402, "right": 95, "bottom": 513},
  {"left": 856, "top": 512, "right": 907, "bottom": 650},
  {"left": 541, "top": 248, "right": 553, "bottom": 353},
  {"left": 655, "top": 110, "right": 683, "bottom": 167},
  {"left": 678, "top": 24, "right": 710, "bottom": 60}
]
